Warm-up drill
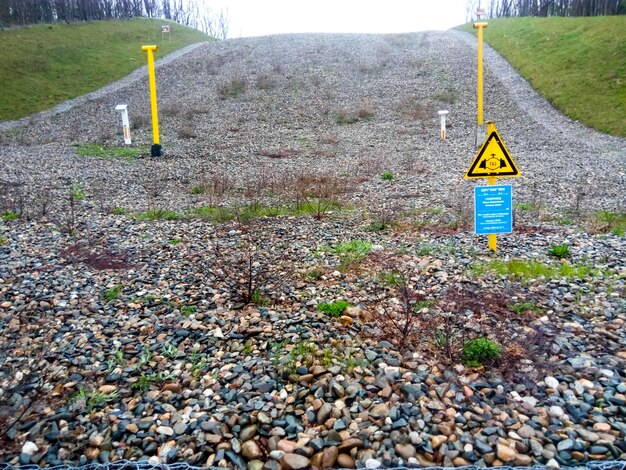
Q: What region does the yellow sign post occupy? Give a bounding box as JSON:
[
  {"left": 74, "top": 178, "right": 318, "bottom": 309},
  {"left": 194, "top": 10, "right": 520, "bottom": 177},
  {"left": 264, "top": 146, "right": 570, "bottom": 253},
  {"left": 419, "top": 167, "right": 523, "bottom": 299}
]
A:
[
  {"left": 473, "top": 22, "right": 488, "bottom": 146},
  {"left": 141, "top": 45, "right": 163, "bottom": 157},
  {"left": 465, "top": 122, "right": 521, "bottom": 252}
]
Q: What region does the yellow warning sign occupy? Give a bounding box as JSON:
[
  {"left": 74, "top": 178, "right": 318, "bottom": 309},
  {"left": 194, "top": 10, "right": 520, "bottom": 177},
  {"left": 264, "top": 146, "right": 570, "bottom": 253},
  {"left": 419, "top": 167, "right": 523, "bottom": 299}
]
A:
[{"left": 465, "top": 130, "right": 521, "bottom": 178}]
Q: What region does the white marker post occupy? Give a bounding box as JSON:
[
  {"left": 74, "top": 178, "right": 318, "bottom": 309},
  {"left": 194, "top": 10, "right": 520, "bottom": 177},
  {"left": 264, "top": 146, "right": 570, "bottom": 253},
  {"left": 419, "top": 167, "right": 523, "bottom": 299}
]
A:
[
  {"left": 115, "top": 104, "right": 132, "bottom": 145},
  {"left": 438, "top": 110, "right": 449, "bottom": 140}
]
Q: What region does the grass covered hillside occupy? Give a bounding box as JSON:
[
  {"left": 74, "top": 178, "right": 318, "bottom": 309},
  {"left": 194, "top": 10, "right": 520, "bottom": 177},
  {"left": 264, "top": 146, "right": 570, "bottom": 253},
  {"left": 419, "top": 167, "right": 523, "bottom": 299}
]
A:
[
  {"left": 459, "top": 16, "right": 626, "bottom": 137},
  {"left": 0, "top": 18, "right": 210, "bottom": 121}
]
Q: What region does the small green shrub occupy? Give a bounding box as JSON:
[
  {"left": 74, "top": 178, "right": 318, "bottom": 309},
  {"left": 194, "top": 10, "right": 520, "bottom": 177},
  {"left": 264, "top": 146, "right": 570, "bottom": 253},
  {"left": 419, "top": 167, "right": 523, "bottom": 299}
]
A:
[
  {"left": 328, "top": 239, "right": 373, "bottom": 270},
  {"left": 136, "top": 209, "right": 182, "bottom": 221},
  {"left": 2, "top": 211, "right": 19, "bottom": 220},
  {"left": 168, "top": 238, "right": 182, "bottom": 245},
  {"left": 251, "top": 288, "right": 270, "bottom": 306},
  {"left": 103, "top": 284, "right": 123, "bottom": 301},
  {"left": 71, "top": 181, "right": 85, "bottom": 201},
  {"left": 462, "top": 337, "right": 502, "bottom": 366},
  {"left": 190, "top": 186, "right": 205, "bottom": 195},
  {"left": 0, "top": 236, "right": 8, "bottom": 245},
  {"left": 549, "top": 243, "right": 570, "bottom": 258},
  {"left": 416, "top": 244, "right": 434, "bottom": 256},
  {"left": 110, "top": 207, "right": 126, "bottom": 215},
  {"left": 305, "top": 267, "right": 325, "bottom": 281},
  {"left": 381, "top": 171, "right": 394, "bottom": 181},
  {"left": 317, "top": 300, "right": 350, "bottom": 318},
  {"left": 218, "top": 78, "right": 246, "bottom": 99},
  {"left": 557, "top": 217, "right": 574, "bottom": 226},
  {"left": 509, "top": 301, "right": 544, "bottom": 315},
  {"left": 181, "top": 305, "right": 197, "bottom": 317},
  {"left": 379, "top": 271, "right": 403, "bottom": 287}
]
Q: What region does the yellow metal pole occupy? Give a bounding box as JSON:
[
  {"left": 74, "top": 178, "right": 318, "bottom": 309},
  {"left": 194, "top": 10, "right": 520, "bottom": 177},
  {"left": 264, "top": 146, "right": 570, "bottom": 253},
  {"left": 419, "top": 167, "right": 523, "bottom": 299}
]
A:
[
  {"left": 486, "top": 121, "right": 497, "bottom": 252},
  {"left": 473, "top": 22, "right": 488, "bottom": 127},
  {"left": 141, "top": 45, "right": 162, "bottom": 157}
]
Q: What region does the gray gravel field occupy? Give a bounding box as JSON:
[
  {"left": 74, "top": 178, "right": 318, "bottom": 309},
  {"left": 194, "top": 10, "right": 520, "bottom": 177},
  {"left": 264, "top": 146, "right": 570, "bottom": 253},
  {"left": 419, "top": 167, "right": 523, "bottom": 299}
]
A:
[{"left": 0, "top": 31, "right": 625, "bottom": 469}]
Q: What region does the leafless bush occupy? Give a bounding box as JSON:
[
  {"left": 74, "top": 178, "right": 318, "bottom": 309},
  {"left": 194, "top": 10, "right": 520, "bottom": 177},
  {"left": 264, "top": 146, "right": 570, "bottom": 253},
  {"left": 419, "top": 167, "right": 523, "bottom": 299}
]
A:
[
  {"left": 218, "top": 78, "right": 247, "bottom": 99},
  {"left": 445, "top": 180, "right": 472, "bottom": 229},
  {"left": 210, "top": 232, "right": 286, "bottom": 307},
  {"left": 397, "top": 96, "right": 432, "bottom": 121},
  {"left": 367, "top": 202, "right": 402, "bottom": 231},
  {"left": 369, "top": 261, "right": 427, "bottom": 351},
  {"left": 291, "top": 173, "right": 345, "bottom": 220},
  {"left": 255, "top": 74, "right": 274, "bottom": 90},
  {"left": 177, "top": 125, "right": 197, "bottom": 139},
  {"left": 193, "top": 171, "right": 233, "bottom": 207},
  {"left": 131, "top": 113, "right": 150, "bottom": 130}
]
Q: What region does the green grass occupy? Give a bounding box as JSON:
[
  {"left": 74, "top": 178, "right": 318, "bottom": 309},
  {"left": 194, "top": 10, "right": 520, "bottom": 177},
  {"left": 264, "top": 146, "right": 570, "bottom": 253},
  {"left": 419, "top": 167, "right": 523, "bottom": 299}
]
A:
[
  {"left": 325, "top": 239, "right": 373, "bottom": 271},
  {"left": 74, "top": 143, "right": 147, "bottom": 161},
  {"left": 458, "top": 17, "right": 626, "bottom": 137},
  {"left": 0, "top": 18, "right": 210, "bottom": 121},
  {"left": 462, "top": 337, "right": 501, "bottom": 367},
  {"left": 473, "top": 258, "right": 602, "bottom": 280},
  {"left": 509, "top": 301, "right": 544, "bottom": 315},
  {"left": 317, "top": 300, "right": 350, "bottom": 318},
  {"left": 2, "top": 211, "right": 19, "bottom": 220}
]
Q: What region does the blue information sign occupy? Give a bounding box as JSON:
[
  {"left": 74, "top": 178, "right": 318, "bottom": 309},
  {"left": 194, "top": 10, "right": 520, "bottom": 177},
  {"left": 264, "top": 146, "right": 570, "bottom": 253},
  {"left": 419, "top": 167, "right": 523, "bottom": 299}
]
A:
[{"left": 474, "top": 185, "right": 512, "bottom": 235}]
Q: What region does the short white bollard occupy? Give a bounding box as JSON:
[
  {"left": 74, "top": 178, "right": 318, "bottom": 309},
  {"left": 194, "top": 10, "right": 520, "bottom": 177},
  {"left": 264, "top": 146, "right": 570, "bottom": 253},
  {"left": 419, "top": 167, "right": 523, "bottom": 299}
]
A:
[
  {"left": 115, "top": 104, "right": 132, "bottom": 145},
  {"left": 438, "top": 110, "right": 449, "bottom": 140}
]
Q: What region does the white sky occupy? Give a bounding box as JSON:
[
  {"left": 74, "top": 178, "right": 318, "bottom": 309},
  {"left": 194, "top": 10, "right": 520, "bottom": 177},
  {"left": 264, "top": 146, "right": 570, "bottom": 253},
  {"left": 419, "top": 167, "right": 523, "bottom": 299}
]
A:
[{"left": 207, "top": 0, "right": 470, "bottom": 38}]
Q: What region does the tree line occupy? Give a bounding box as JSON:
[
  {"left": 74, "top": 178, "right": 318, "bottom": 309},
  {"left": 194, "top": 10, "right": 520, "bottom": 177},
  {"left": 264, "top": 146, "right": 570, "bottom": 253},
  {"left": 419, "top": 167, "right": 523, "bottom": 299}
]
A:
[
  {"left": 468, "top": 0, "right": 625, "bottom": 17},
  {"left": 0, "top": 0, "right": 229, "bottom": 38}
]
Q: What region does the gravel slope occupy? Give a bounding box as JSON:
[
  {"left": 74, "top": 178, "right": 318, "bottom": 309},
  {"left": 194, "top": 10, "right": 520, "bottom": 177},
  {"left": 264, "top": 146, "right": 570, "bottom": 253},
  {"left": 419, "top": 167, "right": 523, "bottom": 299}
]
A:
[{"left": 0, "top": 31, "right": 625, "bottom": 469}]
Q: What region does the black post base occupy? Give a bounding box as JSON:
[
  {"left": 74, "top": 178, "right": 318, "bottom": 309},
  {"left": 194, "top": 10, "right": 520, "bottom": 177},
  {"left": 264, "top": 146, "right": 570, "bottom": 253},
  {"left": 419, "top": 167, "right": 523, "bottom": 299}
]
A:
[{"left": 151, "top": 144, "right": 163, "bottom": 157}]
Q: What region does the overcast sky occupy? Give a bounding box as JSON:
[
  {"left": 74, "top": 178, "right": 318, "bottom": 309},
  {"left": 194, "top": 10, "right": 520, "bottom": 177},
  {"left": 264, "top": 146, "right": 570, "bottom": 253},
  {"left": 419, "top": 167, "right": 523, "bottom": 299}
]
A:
[{"left": 207, "top": 0, "right": 470, "bottom": 38}]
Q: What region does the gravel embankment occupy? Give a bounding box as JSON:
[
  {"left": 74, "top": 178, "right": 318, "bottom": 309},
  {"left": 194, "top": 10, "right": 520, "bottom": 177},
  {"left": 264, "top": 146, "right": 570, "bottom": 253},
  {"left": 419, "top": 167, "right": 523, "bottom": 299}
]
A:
[{"left": 0, "top": 31, "right": 625, "bottom": 469}]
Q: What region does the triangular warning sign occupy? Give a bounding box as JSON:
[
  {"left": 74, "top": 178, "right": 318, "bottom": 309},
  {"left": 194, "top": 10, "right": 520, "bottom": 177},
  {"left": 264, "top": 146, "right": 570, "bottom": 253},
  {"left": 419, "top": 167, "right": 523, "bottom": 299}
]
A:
[{"left": 465, "top": 130, "right": 521, "bottom": 178}]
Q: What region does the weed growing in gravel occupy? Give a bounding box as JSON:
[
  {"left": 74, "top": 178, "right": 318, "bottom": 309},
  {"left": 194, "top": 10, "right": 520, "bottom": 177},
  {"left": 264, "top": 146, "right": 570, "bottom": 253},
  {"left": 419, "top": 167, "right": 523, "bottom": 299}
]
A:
[
  {"left": 2, "top": 211, "right": 18, "bottom": 220},
  {"left": 432, "top": 90, "right": 458, "bottom": 104},
  {"left": 190, "top": 186, "right": 205, "bottom": 195},
  {"left": 161, "top": 343, "right": 178, "bottom": 359},
  {"left": 168, "top": 238, "right": 182, "bottom": 245},
  {"left": 70, "top": 388, "right": 119, "bottom": 412},
  {"left": 549, "top": 243, "right": 570, "bottom": 258},
  {"left": 326, "top": 240, "right": 373, "bottom": 271},
  {"left": 304, "top": 267, "right": 325, "bottom": 281},
  {"left": 110, "top": 207, "right": 126, "bottom": 215},
  {"left": 514, "top": 202, "right": 542, "bottom": 212},
  {"left": 557, "top": 217, "right": 574, "bottom": 226},
  {"left": 218, "top": 78, "right": 246, "bottom": 99},
  {"left": 71, "top": 182, "right": 85, "bottom": 201},
  {"left": 462, "top": 337, "right": 502, "bottom": 367},
  {"left": 181, "top": 305, "right": 197, "bottom": 317},
  {"left": 416, "top": 244, "right": 434, "bottom": 256},
  {"left": 73, "top": 143, "right": 145, "bottom": 161},
  {"left": 509, "top": 301, "right": 544, "bottom": 315},
  {"left": 103, "top": 284, "right": 123, "bottom": 301},
  {"left": 367, "top": 204, "right": 400, "bottom": 232},
  {"left": 472, "top": 259, "right": 599, "bottom": 280},
  {"left": 135, "top": 209, "right": 182, "bottom": 221},
  {"left": 593, "top": 210, "right": 626, "bottom": 234},
  {"left": 317, "top": 300, "right": 350, "bottom": 318},
  {"left": 251, "top": 288, "right": 270, "bottom": 306},
  {"left": 132, "top": 372, "right": 175, "bottom": 392},
  {"left": 380, "top": 171, "right": 394, "bottom": 181},
  {"left": 0, "top": 236, "right": 8, "bottom": 245},
  {"left": 255, "top": 74, "right": 274, "bottom": 90}
]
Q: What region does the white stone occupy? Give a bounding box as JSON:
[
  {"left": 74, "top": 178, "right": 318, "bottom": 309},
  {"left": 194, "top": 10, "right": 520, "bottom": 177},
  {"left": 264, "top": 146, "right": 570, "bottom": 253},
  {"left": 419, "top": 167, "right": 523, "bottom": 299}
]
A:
[
  {"left": 549, "top": 405, "right": 564, "bottom": 418},
  {"left": 545, "top": 376, "right": 560, "bottom": 389},
  {"left": 546, "top": 458, "right": 560, "bottom": 469},
  {"left": 365, "top": 459, "right": 382, "bottom": 469},
  {"left": 22, "top": 441, "right": 38, "bottom": 456}
]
